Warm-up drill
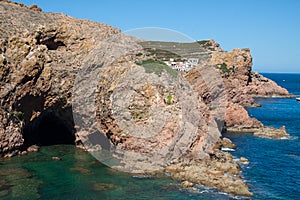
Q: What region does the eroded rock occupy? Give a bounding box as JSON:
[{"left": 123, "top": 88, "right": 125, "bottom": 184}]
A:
[
  {"left": 165, "top": 150, "right": 252, "bottom": 197},
  {"left": 253, "top": 126, "right": 290, "bottom": 139}
]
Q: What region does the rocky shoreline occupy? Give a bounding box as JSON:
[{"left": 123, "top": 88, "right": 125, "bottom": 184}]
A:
[
  {"left": 0, "top": 1, "right": 293, "bottom": 197},
  {"left": 164, "top": 137, "right": 252, "bottom": 197},
  {"left": 226, "top": 126, "right": 290, "bottom": 139}
]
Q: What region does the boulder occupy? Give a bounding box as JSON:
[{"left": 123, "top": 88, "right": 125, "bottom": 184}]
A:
[
  {"left": 51, "top": 156, "right": 62, "bottom": 161},
  {"left": 181, "top": 181, "right": 194, "bottom": 188},
  {"left": 27, "top": 145, "right": 39, "bottom": 152},
  {"left": 239, "top": 157, "right": 249, "bottom": 164}
]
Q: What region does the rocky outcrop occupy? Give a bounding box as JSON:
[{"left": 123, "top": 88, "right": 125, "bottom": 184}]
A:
[
  {"left": 208, "top": 48, "right": 290, "bottom": 104},
  {"left": 214, "top": 137, "right": 237, "bottom": 150},
  {"left": 0, "top": 108, "right": 24, "bottom": 157},
  {"left": 204, "top": 47, "right": 291, "bottom": 132},
  {"left": 253, "top": 126, "right": 290, "bottom": 139},
  {"left": 0, "top": 1, "right": 119, "bottom": 156},
  {"left": 0, "top": 1, "right": 292, "bottom": 197},
  {"left": 225, "top": 102, "right": 263, "bottom": 129},
  {"left": 0, "top": 0, "right": 221, "bottom": 176},
  {"left": 0, "top": 0, "right": 42, "bottom": 12},
  {"left": 248, "top": 72, "right": 292, "bottom": 97},
  {"left": 165, "top": 150, "right": 252, "bottom": 197}
]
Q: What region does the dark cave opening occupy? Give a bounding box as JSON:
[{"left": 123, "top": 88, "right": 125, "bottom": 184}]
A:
[
  {"left": 23, "top": 111, "right": 75, "bottom": 147},
  {"left": 40, "top": 37, "right": 66, "bottom": 50}
]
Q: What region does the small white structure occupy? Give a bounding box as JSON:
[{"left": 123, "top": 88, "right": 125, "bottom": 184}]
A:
[
  {"left": 164, "top": 58, "right": 199, "bottom": 71},
  {"left": 187, "top": 58, "right": 199, "bottom": 65}
]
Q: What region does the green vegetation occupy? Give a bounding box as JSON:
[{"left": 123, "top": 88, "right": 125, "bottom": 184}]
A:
[
  {"left": 132, "top": 113, "right": 144, "bottom": 120},
  {"left": 197, "top": 40, "right": 216, "bottom": 51},
  {"left": 143, "top": 48, "right": 181, "bottom": 61},
  {"left": 173, "top": 58, "right": 187, "bottom": 62},
  {"left": 1, "top": 106, "right": 25, "bottom": 123},
  {"left": 129, "top": 103, "right": 148, "bottom": 120},
  {"left": 167, "top": 94, "right": 172, "bottom": 105},
  {"left": 217, "top": 63, "right": 234, "bottom": 77},
  {"left": 9, "top": 110, "right": 25, "bottom": 123},
  {"left": 138, "top": 41, "right": 215, "bottom": 63},
  {"left": 197, "top": 40, "right": 212, "bottom": 47},
  {"left": 135, "top": 52, "right": 143, "bottom": 56},
  {"left": 17, "top": 111, "right": 24, "bottom": 120},
  {"left": 136, "top": 59, "right": 178, "bottom": 78}
]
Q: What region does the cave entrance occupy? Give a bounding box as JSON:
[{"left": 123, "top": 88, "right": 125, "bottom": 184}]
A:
[{"left": 23, "top": 110, "right": 75, "bottom": 147}]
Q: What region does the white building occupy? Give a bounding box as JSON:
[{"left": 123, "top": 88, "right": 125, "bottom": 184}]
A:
[
  {"left": 187, "top": 58, "right": 199, "bottom": 66},
  {"left": 164, "top": 58, "right": 199, "bottom": 71}
]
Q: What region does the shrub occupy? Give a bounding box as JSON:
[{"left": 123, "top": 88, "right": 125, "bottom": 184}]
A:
[
  {"left": 218, "top": 63, "right": 233, "bottom": 77},
  {"left": 167, "top": 94, "right": 172, "bottom": 105},
  {"left": 136, "top": 59, "right": 177, "bottom": 78}
]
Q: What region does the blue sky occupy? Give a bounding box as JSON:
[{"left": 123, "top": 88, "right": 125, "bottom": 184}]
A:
[{"left": 14, "top": 0, "right": 300, "bottom": 73}]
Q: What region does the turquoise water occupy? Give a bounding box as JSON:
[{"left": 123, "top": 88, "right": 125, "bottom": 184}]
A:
[
  {"left": 0, "top": 145, "right": 231, "bottom": 200},
  {"left": 224, "top": 73, "right": 300, "bottom": 200},
  {"left": 1, "top": 73, "right": 299, "bottom": 199}
]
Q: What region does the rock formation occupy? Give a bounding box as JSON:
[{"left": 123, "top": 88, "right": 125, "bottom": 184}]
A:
[
  {"left": 0, "top": 0, "right": 119, "bottom": 157},
  {"left": 0, "top": 1, "right": 292, "bottom": 197},
  {"left": 192, "top": 47, "right": 291, "bottom": 133}
]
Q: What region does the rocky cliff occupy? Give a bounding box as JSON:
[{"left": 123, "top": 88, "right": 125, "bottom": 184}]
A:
[
  {"left": 185, "top": 47, "right": 290, "bottom": 131},
  {"left": 0, "top": 0, "right": 119, "bottom": 156},
  {"left": 0, "top": 1, "right": 292, "bottom": 197}
]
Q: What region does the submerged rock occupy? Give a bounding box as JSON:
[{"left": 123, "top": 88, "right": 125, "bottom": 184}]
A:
[
  {"left": 51, "top": 156, "right": 62, "bottom": 161},
  {"left": 70, "top": 167, "right": 91, "bottom": 174},
  {"left": 93, "top": 183, "right": 116, "bottom": 191}
]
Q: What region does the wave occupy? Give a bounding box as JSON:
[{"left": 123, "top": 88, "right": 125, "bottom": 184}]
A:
[
  {"left": 199, "top": 189, "right": 209, "bottom": 194},
  {"left": 221, "top": 147, "right": 235, "bottom": 151},
  {"left": 132, "top": 175, "right": 153, "bottom": 179},
  {"left": 280, "top": 137, "right": 289, "bottom": 140},
  {"left": 280, "top": 136, "right": 298, "bottom": 140}
]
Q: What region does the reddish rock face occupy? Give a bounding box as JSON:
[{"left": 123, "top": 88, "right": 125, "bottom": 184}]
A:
[
  {"left": 186, "top": 47, "right": 290, "bottom": 130},
  {"left": 225, "top": 102, "right": 263, "bottom": 128}
]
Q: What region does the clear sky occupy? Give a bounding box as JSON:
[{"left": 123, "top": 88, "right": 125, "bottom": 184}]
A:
[{"left": 14, "top": 0, "right": 300, "bottom": 73}]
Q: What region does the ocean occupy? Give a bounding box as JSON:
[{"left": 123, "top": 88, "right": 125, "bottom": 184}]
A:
[
  {"left": 223, "top": 73, "right": 300, "bottom": 200},
  {"left": 0, "top": 73, "right": 299, "bottom": 199}
]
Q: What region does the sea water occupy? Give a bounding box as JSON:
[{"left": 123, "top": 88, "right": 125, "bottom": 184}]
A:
[
  {"left": 0, "top": 73, "right": 299, "bottom": 199},
  {"left": 0, "top": 145, "right": 233, "bottom": 200},
  {"left": 224, "top": 73, "right": 300, "bottom": 200}
]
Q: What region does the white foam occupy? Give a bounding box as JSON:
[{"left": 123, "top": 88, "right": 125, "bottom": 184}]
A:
[
  {"left": 221, "top": 147, "right": 235, "bottom": 151},
  {"left": 280, "top": 137, "right": 289, "bottom": 140},
  {"left": 199, "top": 190, "right": 209, "bottom": 194},
  {"left": 218, "top": 191, "right": 228, "bottom": 195},
  {"left": 280, "top": 136, "right": 298, "bottom": 140}
]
